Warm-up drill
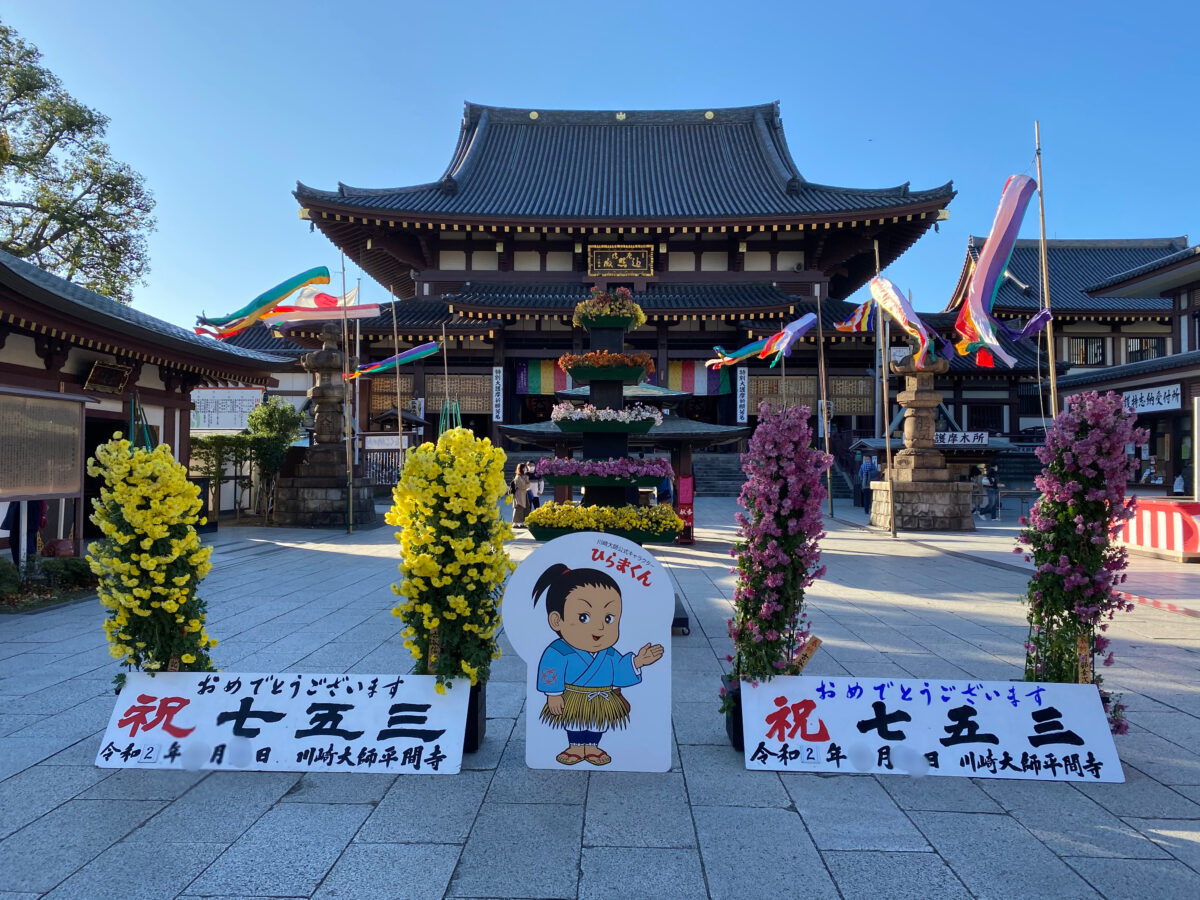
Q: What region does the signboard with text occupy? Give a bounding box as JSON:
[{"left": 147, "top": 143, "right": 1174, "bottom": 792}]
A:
[
  {"left": 97, "top": 672, "right": 468, "bottom": 774},
  {"left": 1123, "top": 384, "right": 1181, "bottom": 414},
  {"left": 587, "top": 244, "right": 654, "bottom": 277},
  {"left": 934, "top": 431, "right": 989, "bottom": 447},
  {"left": 736, "top": 367, "right": 749, "bottom": 423},
  {"left": 190, "top": 387, "right": 263, "bottom": 431},
  {"left": 492, "top": 366, "right": 504, "bottom": 422},
  {"left": 741, "top": 675, "right": 1123, "bottom": 782}
]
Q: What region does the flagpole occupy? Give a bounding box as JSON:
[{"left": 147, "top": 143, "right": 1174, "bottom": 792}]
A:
[
  {"left": 390, "top": 285, "right": 402, "bottom": 470},
  {"left": 814, "top": 284, "right": 834, "bottom": 516},
  {"left": 1035, "top": 121, "right": 1059, "bottom": 417},
  {"left": 874, "top": 240, "right": 897, "bottom": 537},
  {"left": 340, "top": 253, "right": 353, "bottom": 534},
  {"left": 354, "top": 277, "right": 361, "bottom": 474}
]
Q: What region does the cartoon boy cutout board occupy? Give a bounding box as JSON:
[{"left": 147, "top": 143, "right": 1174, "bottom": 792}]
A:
[{"left": 503, "top": 533, "right": 673, "bottom": 772}]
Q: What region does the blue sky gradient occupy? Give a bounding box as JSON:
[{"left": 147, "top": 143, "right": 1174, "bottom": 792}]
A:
[{"left": 4, "top": 0, "right": 1197, "bottom": 324}]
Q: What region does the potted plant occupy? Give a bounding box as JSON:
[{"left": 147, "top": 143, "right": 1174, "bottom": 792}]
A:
[
  {"left": 572, "top": 285, "right": 648, "bottom": 331},
  {"left": 1017, "top": 391, "right": 1147, "bottom": 734},
  {"left": 87, "top": 435, "right": 218, "bottom": 691},
  {"left": 557, "top": 350, "right": 655, "bottom": 385},
  {"left": 533, "top": 455, "right": 672, "bottom": 488},
  {"left": 386, "top": 426, "right": 515, "bottom": 752},
  {"left": 720, "top": 402, "right": 831, "bottom": 750},
  {"left": 526, "top": 502, "right": 684, "bottom": 544},
  {"left": 550, "top": 401, "right": 663, "bottom": 434}
]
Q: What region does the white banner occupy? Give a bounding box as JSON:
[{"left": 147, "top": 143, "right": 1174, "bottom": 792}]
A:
[
  {"left": 741, "top": 675, "right": 1123, "bottom": 782},
  {"left": 736, "top": 367, "right": 748, "bottom": 423},
  {"left": 492, "top": 366, "right": 504, "bottom": 423},
  {"left": 934, "top": 431, "right": 989, "bottom": 446},
  {"left": 1123, "top": 384, "right": 1181, "bottom": 414},
  {"left": 97, "top": 672, "right": 468, "bottom": 774},
  {"left": 189, "top": 388, "right": 263, "bottom": 431}
]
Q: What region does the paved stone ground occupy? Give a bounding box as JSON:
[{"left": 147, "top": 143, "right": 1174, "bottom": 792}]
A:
[{"left": 1, "top": 497, "right": 1198, "bottom": 899}]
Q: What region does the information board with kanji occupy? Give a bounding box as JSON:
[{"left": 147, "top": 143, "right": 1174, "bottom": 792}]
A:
[
  {"left": 97, "top": 672, "right": 468, "bottom": 774},
  {"left": 740, "top": 676, "right": 1123, "bottom": 782}
]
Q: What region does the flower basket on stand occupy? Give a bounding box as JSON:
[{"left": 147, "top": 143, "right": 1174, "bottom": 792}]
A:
[
  {"left": 571, "top": 286, "right": 648, "bottom": 331},
  {"left": 720, "top": 402, "right": 831, "bottom": 749},
  {"left": 386, "top": 427, "right": 515, "bottom": 753}
]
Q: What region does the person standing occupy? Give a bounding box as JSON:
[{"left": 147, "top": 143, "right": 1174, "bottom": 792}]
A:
[
  {"left": 511, "top": 463, "right": 531, "bottom": 528},
  {"left": 2, "top": 500, "right": 45, "bottom": 566},
  {"left": 529, "top": 466, "right": 544, "bottom": 510},
  {"left": 858, "top": 456, "right": 880, "bottom": 517}
]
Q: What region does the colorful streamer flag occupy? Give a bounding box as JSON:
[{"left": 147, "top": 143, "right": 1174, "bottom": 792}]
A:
[
  {"left": 516, "top": 360, "right": 572, "bottom": 395},
  {"left": 345, "top": 342, "right": 440, "bottom": 380},
  {"left": 868, "top": 276, "right": 944, "bottom": 370},
  {"left": 954, "top": 174, "right": 1053, "bottom": 368},
  {"left": 195, "top": 267, "right": 330, "bottom": 339},
  {"left": 666, "top": 361, "right": 730, "bottom": 395},
  {"left": 704, "top": 314, "right": 818, "bottom": 370},
  {"left": 260, "top": 285, "right": 382, "bottom": 327},
  {"left": 834, "top": 297, "right": 876, "bottom": 333}
]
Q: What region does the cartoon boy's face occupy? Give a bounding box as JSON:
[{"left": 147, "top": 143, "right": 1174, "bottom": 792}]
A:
[{"left": 548, "top": 584, "right": 622, "bottom": 652}]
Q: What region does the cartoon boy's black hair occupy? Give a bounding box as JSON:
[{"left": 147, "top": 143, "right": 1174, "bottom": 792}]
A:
[{"left": 532, "top": 563, "right": 621, "bottom": 623}]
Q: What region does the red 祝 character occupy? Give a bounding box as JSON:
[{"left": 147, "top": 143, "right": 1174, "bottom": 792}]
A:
[
  {"left": 118, "top": 694, "right": 197, "bottom": 738},
  {"left": 765, "top": 696, "right": 829, "bottom": 742}
]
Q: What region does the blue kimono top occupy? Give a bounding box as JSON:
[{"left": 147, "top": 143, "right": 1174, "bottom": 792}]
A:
[{"left": 537, "top": 638, "right": 641, "bottom": 695}]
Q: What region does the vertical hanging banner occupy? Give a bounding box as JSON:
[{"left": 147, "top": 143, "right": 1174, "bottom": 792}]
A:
[
  {"left": 736, "top": 367, "right": 749, "bottom": 423},
  {"left": 503, "top": 533, "right": 673, "bottom": 771},
  {"left": 96, "top": 672, "right": 468, "bottom": 774},
  {"left": 677, "top": 475, "right": 695, "bottom": 545},
  {"left": 740, "top": 676, "right": 1123, "bottom": 782},
  {"left": 492, "top": 366, "right": 504, "bottom": 422}
]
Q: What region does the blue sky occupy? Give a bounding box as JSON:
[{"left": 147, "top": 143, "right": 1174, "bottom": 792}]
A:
[{"left": 4, "top": 1, "right": 1197, "bottom": 324}]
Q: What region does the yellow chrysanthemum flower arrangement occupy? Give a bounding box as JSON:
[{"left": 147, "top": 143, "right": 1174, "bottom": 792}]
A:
[
  {"left": 385, "top": 427, "right": 515, "bottom": 693},
  {"left": 526, "top": 501, "right": 684, "bottom": 537},
  {"left": 86, "top": 435, "right": 217, "bottom": 690}
]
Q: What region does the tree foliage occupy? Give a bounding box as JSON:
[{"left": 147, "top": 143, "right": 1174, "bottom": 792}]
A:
[{"left": 0, "top": 22, "right": 155, "bottom": 302}]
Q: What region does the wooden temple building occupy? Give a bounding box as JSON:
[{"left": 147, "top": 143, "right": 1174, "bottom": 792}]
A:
[{"left": 287, "top": 102, "right": 956, "bottom": 464}]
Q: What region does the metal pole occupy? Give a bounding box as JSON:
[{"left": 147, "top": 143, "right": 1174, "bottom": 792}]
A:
[
  {"left": 814, "top": 284, "right": 834, "bottom": 516},
  {"left": 354, "top": 277, "right": 361, "bottom": 470},
  {"left": 1194, "top": 396, "right": 1199, "bottom": 502},
  {"left": 340, "top": 254, "right": 353, "bottom": 534},
  {"left": 1035, "top": 121, "right": 1059, "bottom": 416},
  {"left": 391, "top": 286, "right": 402, "bottom": 471},
  {"left": 883, "top": 317, "right": 896, "bottom": 537},
  {"left": 17, "top": 502, "right": 27, "bottom": 571}
]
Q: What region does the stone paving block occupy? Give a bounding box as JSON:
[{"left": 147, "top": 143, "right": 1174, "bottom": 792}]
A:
[
  {"left": 1066, "top": 858, "right": 1200, "bottom": 900},
  {"left": 449, "top": 801, "right": 582, "bottom": 899},
  {"left": 187, "top": 802, "right": 371, "bottom": 897},
  {"left": 693, "top": 805, "right": 837, "bottom": 900},
  {"left": 481, "top": 679, "right": 525, "bottom": 718},
  {"left": 1121, "top": 818, "right": 1200, "bottom": 871},
  {"left": 312, "top": 842, "right": 460, "bottom": 900},
  {"left": 0, "top": 799, "right": 165, "bottom": 893},
  {"left": 124, "top": 771, "right": 300, "bottom": 844},
  {"left": 8, "top": 694, "right": 115, "bottom": 743},
  {"left": 823, "top": 850, "right": 971, "bottom": 900},
  {"left": 878, "top": 773, "right": 1004, "bottom": 813},
  {"left": 486, "top": 740, "right": 589, "bottom": 804},
  {"left": 277, "top": 771, "right": 397, "bottom": 804},
  {"left": 0, "top": 764, "right": 113, "bottom": 840},
  {"left": 0, "top": 736, "right": 58, "bottom": 780},
  {"left": 42, "top": 840, "right": 224, "bottom": 900},
  {"left": 672, "top": 701, "right": 729, "bottom": 745},
  {"left": 1073, "top": 763, "right": 1200, "bottom": 818},
  {"left": 910, "top": 810, "right": 1100, "bottom": 899},
  {"left": 978, "top": 778, "right": 1173, "bottom": 858},
  {"left": 782, "top": 773, "right": 930, "bottom": 850},
  {"left": 77, "top": 767, "right": 208, "bottom": 801},
  {"left": 461, "top": 716, "right": 513, "bottom": 771},
  {"left": 679, "top": 744, "right": 791, "bottom": 807},
  {"left": 580, "top": 847, "right": 707, "bottom": 899},
  {"left": 357, "top": 770, "right": 492, "bottom": 843},
  {"left": 585, "top": 772, "right": 695, "bottom": 848}
]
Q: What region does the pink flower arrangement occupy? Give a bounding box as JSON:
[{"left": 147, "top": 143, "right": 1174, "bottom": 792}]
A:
[
  {"left": 550, "top": 402, "right": 663, "bottom": 426},
  {"left": 533, "top": 457, "right": 673, "bottom": 480},
  {"left": 1017, "top": 391, "right": 1147, "bottom": 734},
  {"left": 722, "top": 401, "right": 832, "bottom": 711}
]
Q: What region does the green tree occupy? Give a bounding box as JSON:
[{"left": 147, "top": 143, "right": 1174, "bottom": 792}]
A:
[
  {"left": 247, "top": 397, "right": 304, "bottom": 522},
  {"left": 0, "top": 22, "right": 155, "bottom": 302}
]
